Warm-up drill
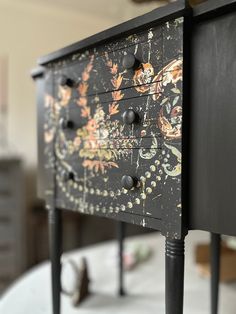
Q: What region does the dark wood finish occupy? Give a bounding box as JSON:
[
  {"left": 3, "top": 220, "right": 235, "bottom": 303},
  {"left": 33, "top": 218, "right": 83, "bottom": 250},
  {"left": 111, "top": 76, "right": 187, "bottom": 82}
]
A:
[
  {"left": 117, "top": 222, "right": 125, "bottom": 296},
  {"left": 48, "top": 208, "right": 62, "bottom": 314},
  {"left": 189, "top": 10, "right": 236, "bottom": 236},
  {"left": 165, "top": 238, "right": 185, "bottom": 314},
  {"left": 210, "top": 233, "right": 221, "bottom": 314},
  {"left": 193, "top": 0, "right": 236, "bottom": 20}
]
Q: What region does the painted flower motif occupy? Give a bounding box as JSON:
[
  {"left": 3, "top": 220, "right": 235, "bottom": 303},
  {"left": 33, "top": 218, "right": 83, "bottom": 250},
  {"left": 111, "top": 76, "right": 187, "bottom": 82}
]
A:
[
  {"left": 58, "top": 86, "right": 72, "bottom": 107},
  {"left": 157, "top": 106, "right": 182, "bottom": 140},
  {"left": 151, "top": 59, "right": 183, "bottom": 101},
  {"left": 133, "top": 63, "right": 154, "bottom": 93},
  {"left": 94, "top": 106, "right": 105, "bottom": 122},
  {"left": 86, "top": 119, "right": 98, "bottom": 133}
]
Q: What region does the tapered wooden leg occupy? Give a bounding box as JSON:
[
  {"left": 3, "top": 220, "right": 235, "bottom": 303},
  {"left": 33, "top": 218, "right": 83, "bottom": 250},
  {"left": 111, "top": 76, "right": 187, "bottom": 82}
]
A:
[
  {"left": 117, "top": 221, "right": 125, "bottom": 296},
  {"left": 210, "top": 233, "right": 221, "bottom": 314},
  {"left": 48, "top": 208, "right": 62, "bottom": 314},
  {"left": 165, "top": 238, "right": 185, "bottom": 314}
]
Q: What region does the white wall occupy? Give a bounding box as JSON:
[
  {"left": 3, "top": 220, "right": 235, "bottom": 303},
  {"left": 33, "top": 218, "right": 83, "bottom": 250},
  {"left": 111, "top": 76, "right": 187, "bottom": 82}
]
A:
[{"left": 0, "top": 0, "right": 160, "bottom": 169}]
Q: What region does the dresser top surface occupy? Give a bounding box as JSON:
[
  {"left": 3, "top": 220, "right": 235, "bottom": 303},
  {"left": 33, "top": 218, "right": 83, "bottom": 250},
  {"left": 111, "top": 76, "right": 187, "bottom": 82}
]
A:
[{"left": 31, "top": 0, "right": 236, "bottom": 74}]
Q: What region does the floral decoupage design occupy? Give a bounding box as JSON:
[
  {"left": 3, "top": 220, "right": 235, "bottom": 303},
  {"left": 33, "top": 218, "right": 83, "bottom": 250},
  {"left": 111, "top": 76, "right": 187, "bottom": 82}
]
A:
[{"left": 43, "top": 18, "right": 184, "bottom": 237}]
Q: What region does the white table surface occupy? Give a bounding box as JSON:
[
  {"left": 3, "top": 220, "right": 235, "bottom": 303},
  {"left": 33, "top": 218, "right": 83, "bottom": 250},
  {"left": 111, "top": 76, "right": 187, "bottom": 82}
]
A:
[{"left": 0, "top": 231, "right": 236, "bottom": 314}]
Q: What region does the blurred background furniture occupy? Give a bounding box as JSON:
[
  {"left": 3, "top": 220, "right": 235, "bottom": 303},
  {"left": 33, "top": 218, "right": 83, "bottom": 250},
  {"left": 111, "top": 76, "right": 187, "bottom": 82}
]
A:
[{"left": 0, "top": 157, "right": 26, "bottom": 293}]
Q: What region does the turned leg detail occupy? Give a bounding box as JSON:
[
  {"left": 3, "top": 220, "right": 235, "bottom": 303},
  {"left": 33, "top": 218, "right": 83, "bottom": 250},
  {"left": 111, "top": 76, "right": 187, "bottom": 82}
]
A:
[
  {"left": 210, "top": 233, "right": 221, "bottom": 314},
  {"left": 165, "top": 238, "right": 185, "bottom": 314},
  {"left": 117, "top": 221, "right": 125, "bottom": 296},
  {"left": 48, "top": 208, "right": 62, "bottom": 314}
]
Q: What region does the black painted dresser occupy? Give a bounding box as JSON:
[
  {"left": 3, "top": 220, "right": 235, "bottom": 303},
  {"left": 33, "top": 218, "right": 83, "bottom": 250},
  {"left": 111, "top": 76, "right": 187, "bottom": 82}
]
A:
[{"left": 32, "top": 1, "right": 236, "bottom": 313}]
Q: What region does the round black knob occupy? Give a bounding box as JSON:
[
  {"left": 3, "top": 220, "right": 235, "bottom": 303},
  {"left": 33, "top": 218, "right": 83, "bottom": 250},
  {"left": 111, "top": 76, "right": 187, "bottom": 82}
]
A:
[
  {"left": 122, "top": 109, "right": 139, "bottom": 125},
  {"left": 121, "top": 175, "right": 138, "bottom": 190},
  {"left": 62, "top": 171, "right": 74, "bottom": 182},
  {"left": 59, "top": 118, "right": 74, "bottom": 130},
  {"left": 122, "top": 53, "right": 137, "bottom": 70},
  {"left": 59, "top": 75, "right": 74, "bottom": 87}
]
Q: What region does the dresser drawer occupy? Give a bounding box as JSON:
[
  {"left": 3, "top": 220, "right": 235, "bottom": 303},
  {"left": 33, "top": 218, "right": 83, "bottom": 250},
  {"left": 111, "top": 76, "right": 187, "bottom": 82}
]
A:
[
  {"left": 52, "top": 20, "right": 182, "bottom": 101},
  {"left": 59, "top": 91, "right": 182, "bottom": 145},
  {"left": 55, "top": 137, "right": 181, "bottom": 220}
]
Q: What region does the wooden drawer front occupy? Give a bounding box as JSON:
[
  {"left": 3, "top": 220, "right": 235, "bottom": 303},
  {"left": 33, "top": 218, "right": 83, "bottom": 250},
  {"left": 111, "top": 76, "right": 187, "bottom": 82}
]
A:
[
  {"left": 55, "top": 144, "right": 181, "bottom": 220},
  {"left": 52, "top": 19, "right": 182, "bottom": 98},
  {"left": 59, "top": 92, "right": 182, "bottom": 147}
]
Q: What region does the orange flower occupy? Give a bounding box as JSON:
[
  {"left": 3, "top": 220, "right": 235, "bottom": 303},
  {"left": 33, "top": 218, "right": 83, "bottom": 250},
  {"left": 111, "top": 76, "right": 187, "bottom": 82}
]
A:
[
  {"left": 78, "top": 82, "right": 88, "bottom": 96},
  {"left": 112, "top": 90, "right": 124, "bottom": 101},
  {"left": 109, "top": 102, "right": 119, "bottom": 115},
  {"left": 111, "top": 74, "right": 123, "bottom": 89}
]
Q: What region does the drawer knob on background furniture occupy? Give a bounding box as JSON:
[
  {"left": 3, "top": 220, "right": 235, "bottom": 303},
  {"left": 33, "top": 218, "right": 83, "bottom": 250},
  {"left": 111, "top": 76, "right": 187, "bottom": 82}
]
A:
[
  {"left": 122, "top": 109, "right": 139, "bottom": 125},
  {"left": 58, "top": 75, "right": 74, "bottom": 87},
  {"left": 122, "top": 53, "right": 137, "bottom": 69},
  {"left": 59, "top": 118, "right": 74, "bottom": 130},
  {"left": 62, "top": 171, "right": 74, "bottom": 182},
  {"left": 121, "top": 175, "right": 138, "bottom": 190}
]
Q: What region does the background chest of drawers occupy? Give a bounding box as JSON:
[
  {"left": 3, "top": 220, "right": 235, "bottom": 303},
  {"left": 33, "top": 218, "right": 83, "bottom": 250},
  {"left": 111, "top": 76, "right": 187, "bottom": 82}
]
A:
[{"left": 0, "top": 158, "right": 26, "bottom": 293}]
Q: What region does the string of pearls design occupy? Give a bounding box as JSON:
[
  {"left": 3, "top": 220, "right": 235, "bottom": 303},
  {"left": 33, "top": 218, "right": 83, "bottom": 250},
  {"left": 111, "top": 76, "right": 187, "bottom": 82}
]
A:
[{"left": 55, "top": 151, "right": 169, "bottom": 215}]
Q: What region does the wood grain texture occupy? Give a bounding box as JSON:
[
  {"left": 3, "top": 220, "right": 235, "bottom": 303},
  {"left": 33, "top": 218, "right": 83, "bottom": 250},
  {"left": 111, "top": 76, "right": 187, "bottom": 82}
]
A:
[{"left": 189, "top": 11, "right": 236, "bottom": 236}]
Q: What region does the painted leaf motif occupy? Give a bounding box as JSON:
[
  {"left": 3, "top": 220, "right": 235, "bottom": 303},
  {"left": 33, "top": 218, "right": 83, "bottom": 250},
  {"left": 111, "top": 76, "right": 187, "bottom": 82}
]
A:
[
  {"left": 78, "top": 82, "right": 88, "bottom": 96},
  {"left": 109, "top": 102, "right": 119, "bottom": 115},
  {"left": 112, "top": 90, "right": 124, "bottom": 101}
]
